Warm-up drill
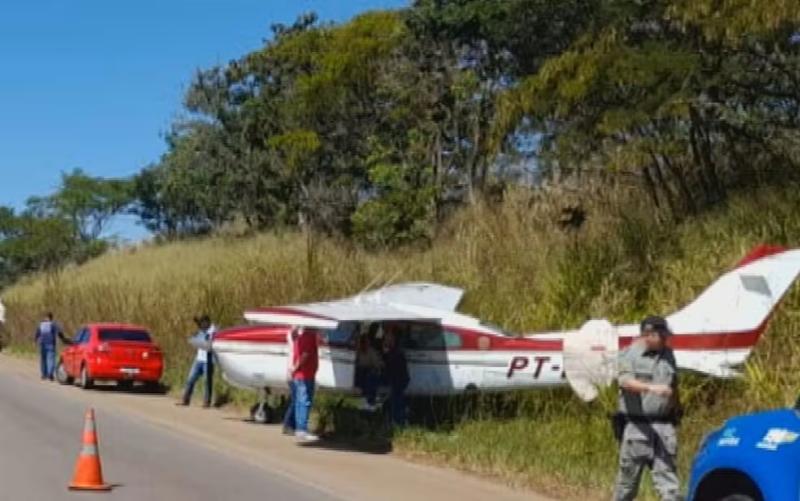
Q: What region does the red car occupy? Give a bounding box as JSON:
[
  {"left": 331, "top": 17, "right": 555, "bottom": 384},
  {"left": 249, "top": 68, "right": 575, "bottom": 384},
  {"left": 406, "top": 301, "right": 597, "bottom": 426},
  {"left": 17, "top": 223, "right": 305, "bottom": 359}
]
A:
[{"left": 56, "top": 323, "right": 163, "bottom": 390}]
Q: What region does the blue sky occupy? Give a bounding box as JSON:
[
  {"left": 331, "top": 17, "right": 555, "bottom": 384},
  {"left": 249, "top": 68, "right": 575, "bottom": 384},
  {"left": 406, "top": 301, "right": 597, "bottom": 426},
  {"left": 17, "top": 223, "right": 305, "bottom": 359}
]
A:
[{"left": 0, "top": 0, "right": 408, "bottom": 241}]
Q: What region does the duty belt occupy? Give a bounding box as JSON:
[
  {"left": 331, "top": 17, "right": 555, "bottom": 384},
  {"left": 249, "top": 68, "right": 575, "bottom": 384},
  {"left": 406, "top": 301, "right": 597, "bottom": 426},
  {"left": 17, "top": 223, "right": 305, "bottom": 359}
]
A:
[{"left": 624, "top": 415, "right": 677, "bottom": 425}]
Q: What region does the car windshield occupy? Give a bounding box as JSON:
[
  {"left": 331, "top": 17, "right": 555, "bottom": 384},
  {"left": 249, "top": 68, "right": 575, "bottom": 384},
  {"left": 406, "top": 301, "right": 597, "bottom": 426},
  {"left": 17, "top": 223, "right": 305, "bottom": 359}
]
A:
[{"left": 98, "top": 329, "right": 151, "bottom": 342}]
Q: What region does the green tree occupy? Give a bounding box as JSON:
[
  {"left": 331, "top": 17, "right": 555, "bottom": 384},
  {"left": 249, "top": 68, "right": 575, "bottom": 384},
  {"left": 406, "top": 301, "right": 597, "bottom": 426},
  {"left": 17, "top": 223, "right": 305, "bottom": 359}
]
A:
[
  {"left": 494, "top": 0, "right": 800, "bottom": 217},
  {"left": 0, "top": 207, "right": 77, "bottom": 286},
  {"left": 28, "top": 168, "right": 133, "bottom": 242}
]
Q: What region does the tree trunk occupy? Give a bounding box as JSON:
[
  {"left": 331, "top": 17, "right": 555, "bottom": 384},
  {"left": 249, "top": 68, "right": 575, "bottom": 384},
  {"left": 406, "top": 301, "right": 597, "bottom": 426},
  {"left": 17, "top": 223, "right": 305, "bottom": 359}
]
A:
[
  {"left": 689, "top": 105, "right": 724, "bottom": 205},
  {"left": 641, "top": 164, "right": 661, "bottom": 210},
  {"left": 660, "top": 153, "right": 697, "bottom": 215},
  {"left": 650, "top": 156, "right": 681, "bottom": 220}
]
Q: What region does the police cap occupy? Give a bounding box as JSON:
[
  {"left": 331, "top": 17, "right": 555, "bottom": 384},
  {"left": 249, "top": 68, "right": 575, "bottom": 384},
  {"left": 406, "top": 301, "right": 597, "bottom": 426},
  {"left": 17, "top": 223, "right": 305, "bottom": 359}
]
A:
[{"left": 640, "top": 315, "right": 672, "bottom": 337}]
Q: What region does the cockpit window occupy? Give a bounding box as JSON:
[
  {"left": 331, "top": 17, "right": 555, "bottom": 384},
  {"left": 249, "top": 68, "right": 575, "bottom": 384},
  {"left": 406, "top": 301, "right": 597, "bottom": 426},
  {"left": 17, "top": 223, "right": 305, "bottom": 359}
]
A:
[{"left": 324, "top": 322, "right": 358, "bottom": 346}]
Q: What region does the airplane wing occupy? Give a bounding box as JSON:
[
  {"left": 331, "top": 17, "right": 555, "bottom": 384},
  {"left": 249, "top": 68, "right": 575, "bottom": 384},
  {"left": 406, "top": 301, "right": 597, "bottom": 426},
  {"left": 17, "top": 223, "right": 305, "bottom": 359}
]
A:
[
  {"left": 351, "top": 282, "right": 464, "bottom": 312},
  {"left": 244, "top": 282, "right": 460, "bottom": 329},
  {"left": 244, "top": 303, "right": 439, "bottom": 329}
]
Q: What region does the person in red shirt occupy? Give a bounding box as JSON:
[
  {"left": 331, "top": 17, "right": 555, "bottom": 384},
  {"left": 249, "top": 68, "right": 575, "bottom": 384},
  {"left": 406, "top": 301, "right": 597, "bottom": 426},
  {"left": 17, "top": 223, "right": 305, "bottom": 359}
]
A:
[{"left": 288, "top": 327, "right": 319, "bottom": 442}]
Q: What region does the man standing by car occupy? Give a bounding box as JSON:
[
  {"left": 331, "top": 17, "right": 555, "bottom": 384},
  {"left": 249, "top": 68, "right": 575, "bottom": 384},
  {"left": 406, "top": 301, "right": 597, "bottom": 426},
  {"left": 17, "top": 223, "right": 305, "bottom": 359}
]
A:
[
  {"left": 613, "top": 315, "right": 680, "bottom": 501},
  {"left": 289, "top": 327, "right": 319, "bottom": 442},
  {"left": 179, "top": 315, "right": 218, "bottom": 408},
  {"left": 35, "top": 312, "right": 68, "bottom": 381}
]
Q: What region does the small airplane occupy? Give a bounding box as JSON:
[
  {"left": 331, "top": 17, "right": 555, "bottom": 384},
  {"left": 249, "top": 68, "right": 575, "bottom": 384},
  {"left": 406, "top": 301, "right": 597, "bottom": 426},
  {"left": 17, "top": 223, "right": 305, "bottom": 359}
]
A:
[{"left": 196, "top": 245, "right": 800, "bottom": 422}]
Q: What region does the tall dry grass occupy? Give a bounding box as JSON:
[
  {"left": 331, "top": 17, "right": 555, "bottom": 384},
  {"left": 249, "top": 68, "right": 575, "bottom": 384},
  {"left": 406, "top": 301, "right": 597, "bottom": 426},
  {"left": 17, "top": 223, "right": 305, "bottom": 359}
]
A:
[{"left": 4, "top": 183, "right": 800, "bottom": 499}]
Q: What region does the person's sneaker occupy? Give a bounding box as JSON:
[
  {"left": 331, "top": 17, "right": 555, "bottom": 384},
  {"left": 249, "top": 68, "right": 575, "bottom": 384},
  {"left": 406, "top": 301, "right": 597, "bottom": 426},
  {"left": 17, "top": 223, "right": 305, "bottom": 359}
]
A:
[
  {"left": 282, "top": 427, "right": 295, "bottom": 436},
  {"left": 175, "top": 401, "right": 189, "bottom": 407},
  {"left": 295, "top": 431, "right": 319, "bottom": 442}
]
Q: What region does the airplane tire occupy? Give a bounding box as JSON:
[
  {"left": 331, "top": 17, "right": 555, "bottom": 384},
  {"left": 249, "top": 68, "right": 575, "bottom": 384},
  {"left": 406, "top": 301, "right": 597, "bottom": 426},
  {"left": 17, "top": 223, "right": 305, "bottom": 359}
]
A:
[{"left": 250, "top": 402, "right": 273, "bottom": 424}]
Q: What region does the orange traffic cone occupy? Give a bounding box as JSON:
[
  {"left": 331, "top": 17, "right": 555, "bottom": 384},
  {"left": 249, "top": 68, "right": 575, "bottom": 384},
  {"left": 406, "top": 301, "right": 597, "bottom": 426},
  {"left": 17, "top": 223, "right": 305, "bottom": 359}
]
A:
[{"left": 68, "top": 408, "right": 111, "bottom": 491}]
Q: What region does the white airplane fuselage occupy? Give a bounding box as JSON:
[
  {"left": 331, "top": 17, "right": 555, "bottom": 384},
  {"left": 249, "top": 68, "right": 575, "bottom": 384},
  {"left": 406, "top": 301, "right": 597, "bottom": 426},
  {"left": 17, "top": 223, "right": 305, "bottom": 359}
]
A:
[
  {"left": 210, "top": 246, "right": 800, "bottom": 399},
  {"left": 211, "top": 321, "right": 761, "bottom": 396}
]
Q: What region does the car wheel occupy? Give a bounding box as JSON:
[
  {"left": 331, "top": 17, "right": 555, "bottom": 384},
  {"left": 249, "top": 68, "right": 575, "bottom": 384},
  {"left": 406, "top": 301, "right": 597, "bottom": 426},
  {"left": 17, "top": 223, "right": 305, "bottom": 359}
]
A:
[
  {"left": 79, "top": 365, "right": 93, "bottom": 390},
  {"left": 55, "top": 361, "right": 73, "bottom": 385}
]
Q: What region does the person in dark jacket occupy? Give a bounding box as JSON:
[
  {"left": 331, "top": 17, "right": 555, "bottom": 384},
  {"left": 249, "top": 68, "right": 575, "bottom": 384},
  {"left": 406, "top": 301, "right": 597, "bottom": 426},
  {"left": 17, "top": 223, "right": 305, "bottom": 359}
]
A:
[
  {"left": 382, "top": 326, "right": 410, "bottom": 427},
  {"left": 34, "top": 313, "right": 70, "bottom": 381}
]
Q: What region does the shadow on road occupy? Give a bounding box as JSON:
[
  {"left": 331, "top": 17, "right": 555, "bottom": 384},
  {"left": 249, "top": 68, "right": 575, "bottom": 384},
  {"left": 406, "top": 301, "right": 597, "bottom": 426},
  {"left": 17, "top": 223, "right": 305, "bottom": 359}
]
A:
[
  {"left": 80, "top": 381, "right": 170, "bottom": 396},
  {"left": 300, "top": 436, "right": 393, "bottom": 455}
]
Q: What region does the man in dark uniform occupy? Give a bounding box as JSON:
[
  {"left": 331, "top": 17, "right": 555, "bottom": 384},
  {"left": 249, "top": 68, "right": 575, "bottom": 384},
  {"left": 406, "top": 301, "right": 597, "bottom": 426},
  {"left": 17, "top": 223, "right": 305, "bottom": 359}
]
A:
[{"left": 613, "top": 315, "right": 680, "bottom": 501}]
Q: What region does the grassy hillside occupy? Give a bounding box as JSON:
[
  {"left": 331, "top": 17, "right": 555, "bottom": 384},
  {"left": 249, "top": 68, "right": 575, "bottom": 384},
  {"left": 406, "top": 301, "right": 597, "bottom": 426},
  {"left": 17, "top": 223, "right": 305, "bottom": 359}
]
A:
[{"left": 4, "top": 185, "right": 800, "bottom": 499}]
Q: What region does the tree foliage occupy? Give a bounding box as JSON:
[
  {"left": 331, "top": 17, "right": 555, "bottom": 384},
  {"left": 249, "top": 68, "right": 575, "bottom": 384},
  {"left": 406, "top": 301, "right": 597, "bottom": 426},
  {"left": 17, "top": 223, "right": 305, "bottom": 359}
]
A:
[
  {"left": 8, "top": 0, "right": 799, "bottom": 280},
  {"left": 0, "top": 170, "right": 132, "bottom": 286},
  {"left": 495, "top": 0, "right": 800, "bottom": 217}
]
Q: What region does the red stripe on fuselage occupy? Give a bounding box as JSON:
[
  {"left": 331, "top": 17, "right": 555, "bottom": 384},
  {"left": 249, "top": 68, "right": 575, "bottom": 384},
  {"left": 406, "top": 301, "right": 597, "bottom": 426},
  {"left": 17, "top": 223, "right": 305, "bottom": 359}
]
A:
[
  {"left": 214, "top": 325, "right": 288, "bottom": 343},
  {"left": 215, "top": 322, "right": 765, "bottom": 352}
]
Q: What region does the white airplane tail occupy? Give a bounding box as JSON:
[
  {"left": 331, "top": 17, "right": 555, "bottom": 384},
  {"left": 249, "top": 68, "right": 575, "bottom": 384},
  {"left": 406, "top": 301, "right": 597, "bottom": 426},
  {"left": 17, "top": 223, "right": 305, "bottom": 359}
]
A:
[
  {"left": 663, "top": 245, "right": 800, "bottom": 376},
  {"left": 563, "top": 246, "right": 800, "bottom": 401}
]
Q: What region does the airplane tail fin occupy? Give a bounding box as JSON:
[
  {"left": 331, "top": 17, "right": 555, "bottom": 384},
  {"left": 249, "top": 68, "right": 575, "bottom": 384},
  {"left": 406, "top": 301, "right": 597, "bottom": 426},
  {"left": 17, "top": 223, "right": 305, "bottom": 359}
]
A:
[
  {"left": 667, "top": 245, "right": 800, "bottom": 376},
  {"left": 558, "top": 245, "right": 800, "bottom": 400}
]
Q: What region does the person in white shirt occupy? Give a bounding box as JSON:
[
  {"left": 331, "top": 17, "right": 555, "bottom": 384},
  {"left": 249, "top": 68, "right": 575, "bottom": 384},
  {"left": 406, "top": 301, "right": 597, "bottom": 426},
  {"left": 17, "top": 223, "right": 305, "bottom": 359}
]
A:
[{"left": 178, "top": 315, "right": 218, "bottom": 408}]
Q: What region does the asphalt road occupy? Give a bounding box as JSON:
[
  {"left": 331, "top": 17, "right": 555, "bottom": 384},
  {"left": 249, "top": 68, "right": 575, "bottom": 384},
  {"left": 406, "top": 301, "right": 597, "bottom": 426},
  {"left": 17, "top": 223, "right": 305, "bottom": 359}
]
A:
[
  {"left": 0, "top": 355, "right": 550, "bottom": 501},
  {"left": 0, "top": 369, "right": 338, "bottom": 501}
]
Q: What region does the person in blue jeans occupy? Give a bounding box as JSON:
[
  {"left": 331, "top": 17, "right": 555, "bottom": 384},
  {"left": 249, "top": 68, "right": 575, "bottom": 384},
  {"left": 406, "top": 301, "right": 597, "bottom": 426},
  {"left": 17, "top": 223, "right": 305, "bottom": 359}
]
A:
[
  {"left": 283, "top": 328, "right": 299, "bottom": 434},
  {"left": 283, "top": 328, "right": 319, "bottom": 442},
  {"left": 35, "top": 313, "right": 69, "bottom": 380},
  {"left": 178, "top": 315, "right": 218, "bottom": 408}
]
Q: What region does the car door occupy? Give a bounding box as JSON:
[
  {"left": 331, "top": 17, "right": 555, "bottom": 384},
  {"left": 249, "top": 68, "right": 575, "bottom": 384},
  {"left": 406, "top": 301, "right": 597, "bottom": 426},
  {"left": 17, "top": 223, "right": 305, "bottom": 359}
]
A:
[
  {"left": 68, "top": 328, "right": 89, "bottom": 375},
  {"left": 60, "top": 328, "right": 77, "bottom": 375}
]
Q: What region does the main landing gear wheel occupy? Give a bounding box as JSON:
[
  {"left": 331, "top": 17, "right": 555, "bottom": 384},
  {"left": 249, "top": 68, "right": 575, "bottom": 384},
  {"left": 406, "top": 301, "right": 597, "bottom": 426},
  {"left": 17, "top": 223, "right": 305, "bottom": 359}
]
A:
[
  {"left": 250, "top": 402, "right": 273, "bottom": 424},
  {"left": 55, "top": 361, "right": 73, "bottom": 385}
]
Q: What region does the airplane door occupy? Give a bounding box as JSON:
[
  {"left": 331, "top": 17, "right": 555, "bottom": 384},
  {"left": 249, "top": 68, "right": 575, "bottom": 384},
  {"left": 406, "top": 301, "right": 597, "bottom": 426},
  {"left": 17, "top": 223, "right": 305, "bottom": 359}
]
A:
[
  {"left": 317, "top": 322, "right": 357, "bottom": 391},
  {"left": 404, "top": 323, "right": 455, "bottom": 395}
]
